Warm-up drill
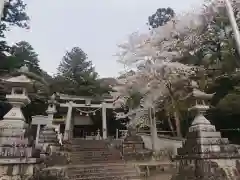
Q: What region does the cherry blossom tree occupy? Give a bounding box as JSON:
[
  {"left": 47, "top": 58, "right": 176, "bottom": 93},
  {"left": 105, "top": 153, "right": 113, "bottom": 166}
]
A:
[{"left": 114, "top": 1, "right": 219, "bottom": 136}]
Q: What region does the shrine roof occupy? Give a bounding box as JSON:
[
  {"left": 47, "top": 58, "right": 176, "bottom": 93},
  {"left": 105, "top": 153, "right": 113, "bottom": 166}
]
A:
[{"left": 2, "top": 75, "right": 32, "bottom": 84}]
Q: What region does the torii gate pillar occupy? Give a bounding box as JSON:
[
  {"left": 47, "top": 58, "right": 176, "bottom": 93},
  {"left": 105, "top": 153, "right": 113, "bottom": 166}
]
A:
[{"left": 102, "top": 102, "right": 107, "bottom": 139}]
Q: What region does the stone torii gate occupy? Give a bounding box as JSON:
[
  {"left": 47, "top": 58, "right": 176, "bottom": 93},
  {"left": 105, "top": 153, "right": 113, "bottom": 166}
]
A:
[{"left": 58, "top": 94, "right": 116, "bottom": 141}]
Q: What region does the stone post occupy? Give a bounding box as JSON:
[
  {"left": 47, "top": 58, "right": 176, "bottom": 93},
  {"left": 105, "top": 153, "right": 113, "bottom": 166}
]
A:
[
  {"left": 63, "top": 101, "right": 73, "bottom": 141},
  {"left": 35, "top": 124, "right": 41, "bottom": 146},
  {"left": 116, "top": 129, "right": 119, "bottom": 139},
  {"left": 102, "top": 102, "right": 107, "bottom": 139}
]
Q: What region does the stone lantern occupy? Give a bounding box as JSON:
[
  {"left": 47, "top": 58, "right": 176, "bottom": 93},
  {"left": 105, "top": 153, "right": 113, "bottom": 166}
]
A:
[
  {"left": 173, "top": 81, "right": 240, "bottom": 180},
  {"left": 0, "top": 65, "right": 32, "bottom": 149},
  {"left": 0, "top": 65, "right": 37, "bottom": 180},
  {"left": 38, "top": 93, "right": 59, "bottom": 154}
]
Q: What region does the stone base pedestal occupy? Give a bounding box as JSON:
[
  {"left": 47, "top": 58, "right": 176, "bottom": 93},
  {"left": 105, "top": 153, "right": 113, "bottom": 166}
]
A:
[
  {"left": 174, "top": 105, "right": 240, "bottom": 180},
  {"left": 0, "top": 158, "right": 37, "bottom": 180}
]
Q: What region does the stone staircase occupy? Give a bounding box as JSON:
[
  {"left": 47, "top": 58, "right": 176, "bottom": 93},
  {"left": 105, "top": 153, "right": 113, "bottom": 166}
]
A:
[
  {"left": 66, "top": 139, "right": 140, "bottom": 180},
  {"left": 69, "top": 139, "right": 122, "bottom": 164}
]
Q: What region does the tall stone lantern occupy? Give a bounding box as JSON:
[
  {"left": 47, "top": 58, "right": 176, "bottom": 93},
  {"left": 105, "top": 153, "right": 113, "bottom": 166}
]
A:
[
  {"left": 173, "top": 81, "right": 240, "bottom": 180},
  {"left": 0, "top": 65, "right": 37, "bottom": 180}
]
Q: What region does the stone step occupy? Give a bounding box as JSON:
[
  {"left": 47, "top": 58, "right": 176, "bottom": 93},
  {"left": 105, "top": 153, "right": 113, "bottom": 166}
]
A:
[
  {"left": 71, "top": 143, "right": 108, "bottom": 145},
  {"left": 68, "top": 170, "right": 137, "bottom": 177},
  {"left": 70, "top": 147, "right": 109, "bottom": 151},
  {"left": 68, "top": 169, "right": 136, "bottom": 175},
  {"left": 67, "top": 163, "right": 140, "bottom": 179},
  {"left": 70, "top": 161, "right": 120, "bottom": 165},
  {"left": 70, "top": 156, "right": 121, "bottom": 160},
  {"left": 70, "top": 174, "right": 139, "bottom": 179},
  {"left": 71, "top": 140, "right": 108, "bottom": 144},
  {"left": 70, "top": 151, "right": 120, "bottom": 155},
  {"left": 70, "top": 145, "right": 108, "bottom": 147},
  {"left": 67, "top": 164, "right": 132, "bottom": 172},
  {"left": 70, "top": 158, "right": 122, "bottom": 162},
  {"left": 70, "top": 152, "right": 120, "bottom": 157},
  {"left": 70, "top": 153, "right": 120, "bottom": 158},
  {"left": 70, "top": 158, "right": 122, "bottom": 163},
  {"left": 70, "top": 151, "right": 121, "bottom": 156},
  {"left": 71, "top": 145, "right": 108, "bottom": 151},
  {"left": 70, "top": 175, "right": 140, "bottom": 180},
  {"left": 71, "top": 139, "right": 107, "bottom": 141},
  {"left": 70, "top": 155, "right": 121, "bottom": 160},
  {"left": 70, "top": 155, "right": 116, "bottom": 158},
  {"left": 70, "top": 157, "right": 121, "bottom": 160},
  {"left": 68, "top": 139, "right": 122, "bottom": 164},
  {"left": 68, "top": 167, "right": 134, "bottom": 173}
]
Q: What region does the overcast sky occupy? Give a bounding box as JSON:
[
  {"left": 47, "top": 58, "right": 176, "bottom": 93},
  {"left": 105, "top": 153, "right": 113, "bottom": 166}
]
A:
[{"left": 6, "top": 0, "right": 202, "bottom": 78}]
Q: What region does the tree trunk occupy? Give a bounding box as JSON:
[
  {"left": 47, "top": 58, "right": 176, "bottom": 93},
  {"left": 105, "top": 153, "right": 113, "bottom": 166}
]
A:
[
  {"left": 167, "top": 114, "right": 176, "bottom": 136},
  {"left": 166, "top": 82, "right": 182, "bottom": 137},
  {"left": 174, "top": 111, "right": 182, "bottom": 137}
]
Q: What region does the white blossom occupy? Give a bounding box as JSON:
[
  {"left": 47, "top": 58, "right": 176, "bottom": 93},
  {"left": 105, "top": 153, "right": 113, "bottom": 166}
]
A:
[{"left": 114, "top": 1, "right": 219, "bottom": 127}]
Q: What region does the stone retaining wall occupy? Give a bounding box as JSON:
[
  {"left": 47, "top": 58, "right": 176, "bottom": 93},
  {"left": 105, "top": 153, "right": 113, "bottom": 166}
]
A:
[{"left": 139, "top": 134, "right": 183, "bottom": 155}]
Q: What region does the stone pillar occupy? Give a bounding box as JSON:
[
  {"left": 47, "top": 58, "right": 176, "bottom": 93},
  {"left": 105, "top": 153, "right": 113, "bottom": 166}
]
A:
[
  {"left": 64, "top": 101, "right": 73, "bottom": 141},
  {"left": 102, "top": 102, "right": 107, "bottom": 139},
  {"left": 35, "top": 124, "right": 41, "bottom": 146},
  {"left": 150, "top": 107, "right": 158, "bottom": 152}
]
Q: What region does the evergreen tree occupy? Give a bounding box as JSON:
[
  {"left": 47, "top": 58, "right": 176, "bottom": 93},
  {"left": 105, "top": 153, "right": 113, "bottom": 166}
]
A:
[
  {"left": 0, "top": 0, "right": 29, "bottom": 53},
  {"left": 0, "top": 0, "right": 29, "bottom": 75},
  {"left": 11, "top": 41, "right": 42, "bottom": 75},
  {"left": 148, "top": 7, "right": 175, "bottom": 29},
  {"left": 57, "top": 47, "right": 111, "bottom": 96}
]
